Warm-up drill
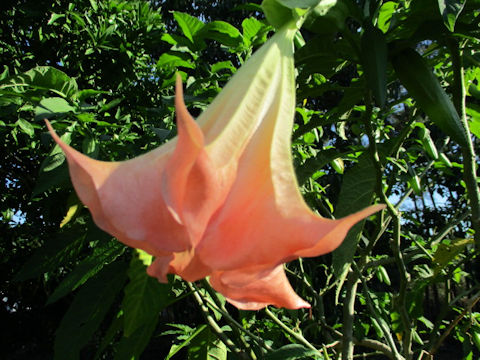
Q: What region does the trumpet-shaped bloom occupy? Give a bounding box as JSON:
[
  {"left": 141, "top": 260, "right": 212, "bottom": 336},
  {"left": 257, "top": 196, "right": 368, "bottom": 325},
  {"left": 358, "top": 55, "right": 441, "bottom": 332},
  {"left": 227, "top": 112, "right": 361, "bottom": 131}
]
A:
[{"left": 47, "top": 22, "right": 384, "bottom": 310}]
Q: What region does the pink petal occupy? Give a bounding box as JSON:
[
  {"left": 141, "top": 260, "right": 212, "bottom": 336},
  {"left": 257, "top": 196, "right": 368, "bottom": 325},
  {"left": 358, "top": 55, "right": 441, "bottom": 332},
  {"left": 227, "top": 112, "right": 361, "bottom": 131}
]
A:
[
  {"left": 209, "top": 265, "right": 310, "bottom": 310},
  {"left": 195, "top": 50, "right": 385, "bottom": 271},
  {"left": 161, "top": 75, "right": 232, "bottom": 246},
  {"left": 46, "top": 121, "right": 191, "bottom": 257}
]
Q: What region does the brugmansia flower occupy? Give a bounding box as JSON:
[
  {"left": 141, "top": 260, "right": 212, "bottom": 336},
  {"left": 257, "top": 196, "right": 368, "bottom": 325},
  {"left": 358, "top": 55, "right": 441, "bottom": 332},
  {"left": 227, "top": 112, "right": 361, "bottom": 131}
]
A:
[{"left": 47, "top": 21, "right": 384, "bottom": 310}]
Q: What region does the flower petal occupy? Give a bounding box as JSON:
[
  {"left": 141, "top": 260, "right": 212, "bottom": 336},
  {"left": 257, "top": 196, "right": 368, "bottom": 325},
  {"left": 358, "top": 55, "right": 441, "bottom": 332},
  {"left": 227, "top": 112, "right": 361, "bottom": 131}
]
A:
[
  {"left": 195, "top": 22, "right": 385, "bottom": 271},
  {"left": 161, "top": 75, "right": 225, "bottom": 245},
  {"left": 209, "top": 265, "right": 310, "bottom": 310},
  {"left": 146, "top": 249, "right": 211, "bottom": 283},
  {"left": 46, "top": 121, "right": 191, "bottom": 256}
]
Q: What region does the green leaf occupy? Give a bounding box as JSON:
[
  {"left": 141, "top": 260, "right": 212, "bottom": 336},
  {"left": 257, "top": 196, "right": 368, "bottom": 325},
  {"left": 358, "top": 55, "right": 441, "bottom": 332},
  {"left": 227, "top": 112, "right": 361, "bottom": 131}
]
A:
[
  {"left": 48, "top": 13, "right": 65, "bottom": 25},
  {"left": 242, "top": 17, "right": 268, "bottom": 47},
  {"left": 0, "top": 66, "right": 78, "bottom": 99},
  {"left": 35, "top": 97, "right": 75, "bottom": 120},
  {"left": 262, "top": 0, "right": 295, "bottom": 29},
  {"left": 54, "top": 261, "right": 127, "bottom": 360},
  {"left": 296, "top": 148, "right": 344, "bottom": 185},
  {"left": 94, "top": 311, "right": 123, "bottom": 360},
  {"left": 166, "top": 325, "right": 208, "bottom": 360},
  {"left": 47, "top": 238, "right": 125, "bottom": 304},
  {"left": 433, "top": 238, "right": 473, "bottom": 272},
  {"left": 199, "top": 21, "right": 243, "bottom": 48},
  {"left": 89, "top": 0, "right": 98, "bottom": 11},
  {"left": 332, "top": 155, "right": 378, "bottom": 279},
  {"left": 42, "top": 128, "right": 72, "bottom": 171},
  {"left": 16, "top": 118, "right": 35, "bottom": 137},
  {"left": 157, "top": 52, "right": 195, "bottom": 70},
  {"left": 82, "top": 135, "right": 99, "bottom": 158},
  {"left": 377, "top": 1, "right": 398, "bottom": 33},
  {"left": 211, "top": 61, "right": 236, "bottom": 74},
  {"left": 122, "top": 250, "right": 176, "bottom": 337},
  {"left": 303, "top": 0, "right": 348, "bottom": 34},
  {"left": 361, "top": 25, "right": 387, "bottom": 107},
  {"left": 438, "top": 0, "right": 466, "bottom": 32},
  {"left": 264, "top": 344, "right": 319, "bottom": 360},
  {"left": 277, "top": 0, "right": 321, "bottom": 8},
  {"left": 173, "top": 12, "right": 205, "bottom": 43},
  {"left": 32, "top": 162, "right": 70, "bottom": 196},
  {"left": 32, "top": 127, "right": 73, "bottom": 196},
  {"left": 391, "top": 48, "right": 469, "bottom": 147},
  {"left": 466, "top": 105, "right": 480, "bottom": 138},
  {"left": 14, "top": 226, "right": 87, "bottom": 281},
  {"left": 113, "top": 319, "right": 159, "bottom": 360},
  {"left": 187, "top": 326, "right": 227, "bottom": 360}
]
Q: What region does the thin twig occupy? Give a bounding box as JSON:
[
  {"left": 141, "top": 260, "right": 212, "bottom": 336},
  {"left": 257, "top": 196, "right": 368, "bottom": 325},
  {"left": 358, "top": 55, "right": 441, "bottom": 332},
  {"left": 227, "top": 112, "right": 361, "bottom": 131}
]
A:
[
  {"left": 429, "top": 289, "right": 480, "bottom": 355},
  {"left": 187, "top": 282, "right": 252, "bottom": 359},
  {"left": 264, "top": 307, "right": 322, "bottom": 355}
]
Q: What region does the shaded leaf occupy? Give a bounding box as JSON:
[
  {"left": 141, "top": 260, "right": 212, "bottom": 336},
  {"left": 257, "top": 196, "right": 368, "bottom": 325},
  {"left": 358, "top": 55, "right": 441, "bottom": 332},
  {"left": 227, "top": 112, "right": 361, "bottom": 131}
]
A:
[
  {"left": 391, "top": 48, "right": 469, "bottom": 147},
  {"left": 114, "top": 318, "right": 159, "bottom": 360},
  {"left": 54, "top": 261, "right": 127, "bottom": 360},
  {"left": 166, "top": 325, "right": 208, "bottom": 360},
  {"left": 361, "top": 25, "right": 387, "bottom": 107},
  {"left": 47, "top": 238, "right": 126, "bottom": 304},
  {"left": 262, "top": 0, "right": 294, "bottom": 29},
  {"left": 187, "top": 326, "right": 227, "bottom": 360},
  {"left": 122, "top": 250, "right": 176, "bottom": 337},
  {"left": 333, "top": 155, "right": 378, "bottom": 279},
  {"left": 433, "top": 238, "right": 473, "bottom": 271},
  {"left": 438, "top": 0, "right": 466, "bottom": 32},
  {"left": 14, "top": 226, "right": 87, "bottom": 281}
]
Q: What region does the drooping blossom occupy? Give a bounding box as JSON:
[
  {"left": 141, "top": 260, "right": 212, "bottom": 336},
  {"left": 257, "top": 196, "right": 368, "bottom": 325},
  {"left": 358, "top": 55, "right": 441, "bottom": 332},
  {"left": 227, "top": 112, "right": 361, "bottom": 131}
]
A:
[{"left": 47, "top": 21, "right": 384, "bottom": 310}]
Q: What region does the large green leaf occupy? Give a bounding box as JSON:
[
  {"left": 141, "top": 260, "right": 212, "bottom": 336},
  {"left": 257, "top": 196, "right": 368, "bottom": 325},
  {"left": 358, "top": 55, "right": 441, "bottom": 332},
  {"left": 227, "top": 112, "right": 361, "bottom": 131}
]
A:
[
  {"left": 166, "top": 325, "right": 209, "bottom": 360},
  {"left": 391, "top": 47, "right": 469, "bottom": 147},
  {"left": 0, "top": 66, "right": 78, "bottom": 99},
  {"left": 47, "top": 238, "right": 126, "bottom": 304},
  {"left": 187, "top": 326, "right": 227, "bottom": 360},
  {"left": 242, "top": 17, "right": 269, "bottom": 47},
  {"left": 361, "top": 25, "right": 387, "bottom": 107},
  {"left": 437, "top": 0, "right": 466, "bottom": 32},
  {"left": 332, "top": 154, "right": 378, "bottom": 279},
  {"left": 34, "top": 97, "right": 75, "bottom": 120},
  {"left": 14, "top": 226, "right": 87, "bottom": 281},
  {"left": 157, "top": 52, "right": 195, "bottom": 70},
  {"left": 262, "top": 0, "right": 295, "bottom": 29},
  {"left": 303, "top": 0, "right": 350, "bottom": 34},
  {"left": 54, "top": 261, "right": 127, "bottom": 360},
  {"left": 377, "top": 1, "right": 398, "bottom": 33},
  {"left": 173, "top": 12, "right": 205, "bottom": 43},
  {"left": 199, "top": 21, "right": 243, "bottom": 48},
  {"left": 122, "top": 251, "right": 176, "bottom": 337},
  {"left": 113, "top": 318, "right": 159, "bottom": 360}
]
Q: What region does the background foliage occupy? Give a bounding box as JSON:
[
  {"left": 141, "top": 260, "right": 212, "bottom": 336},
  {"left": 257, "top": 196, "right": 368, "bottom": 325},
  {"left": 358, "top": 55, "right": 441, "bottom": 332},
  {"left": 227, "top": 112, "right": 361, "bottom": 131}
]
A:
[{"left": 1, "top": 0, "right": 480, "bottom": 359}]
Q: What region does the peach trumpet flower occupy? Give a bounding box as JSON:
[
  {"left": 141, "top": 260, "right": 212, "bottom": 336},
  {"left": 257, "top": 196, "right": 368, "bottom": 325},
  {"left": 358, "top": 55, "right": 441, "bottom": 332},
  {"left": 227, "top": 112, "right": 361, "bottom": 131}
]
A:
[{"left": 47, "top": 22, "right": 384, "bottom": 310}]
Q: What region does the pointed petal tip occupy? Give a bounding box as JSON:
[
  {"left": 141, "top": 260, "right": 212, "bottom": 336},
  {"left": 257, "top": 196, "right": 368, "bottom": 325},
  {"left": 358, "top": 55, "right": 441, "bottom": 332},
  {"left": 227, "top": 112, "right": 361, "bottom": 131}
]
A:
[{"left": 45, "top": 119, "right": 62, "bottom": 144}]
